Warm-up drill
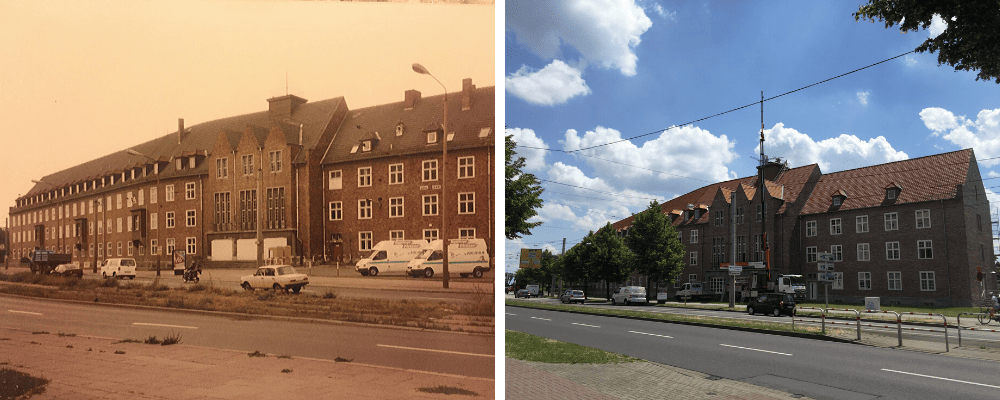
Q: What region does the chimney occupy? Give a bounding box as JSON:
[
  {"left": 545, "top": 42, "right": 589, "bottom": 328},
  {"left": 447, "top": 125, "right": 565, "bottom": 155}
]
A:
[
  {"left": 757, "top": 160, "right": 786, "bottom": 183},
  {"left": 461, "top": 78, "right": 475, "bottom": 111},
  {"left": 404, "top": 89, "right": 421, "bottom": 110},
  {"left": 178, "top": 118, "right": 184, "bottom": 144},
  {"left": 267, "top": 95, "right": 308, "bottom": 120}
]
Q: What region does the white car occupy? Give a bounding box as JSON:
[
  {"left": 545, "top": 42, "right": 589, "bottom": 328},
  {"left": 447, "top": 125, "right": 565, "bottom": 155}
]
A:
[
  {"left": 611, "top": 286, "right": 647, "bottom": 306},
  {"left": 101, "top": 258, "right": 137, "bottom": 279},
  {"left": 240, "top": 265, "right": 309, "bottom": 293}
]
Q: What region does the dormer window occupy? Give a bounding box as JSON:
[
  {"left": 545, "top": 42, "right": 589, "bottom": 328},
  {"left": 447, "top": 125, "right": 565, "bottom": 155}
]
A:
[
  {"left": 396, "top": 123, "right": 404, "bottom": 136},
  {"left": 176, "top": 158, "right": 182, "bottom": 170},
  {"left": 833, "top": 197, "right": 842, "bottom": 206},
  {"left": 189, "top": 157, "right": 195, "bottom": 169},
  {"left": 831, "top": 189, "right": 847, "bottom": 207},
  {"left": 887, "top": 190, "right": 896, "bottom": 200},
  {"left": 884, "top": 182, "right": 902, "bottom": 201},
  {"left": 427, "top": 131, "right": 437, "bottom": 144},
  {"left": 362, "top": 140, "right": 371, "bottom": 152}
]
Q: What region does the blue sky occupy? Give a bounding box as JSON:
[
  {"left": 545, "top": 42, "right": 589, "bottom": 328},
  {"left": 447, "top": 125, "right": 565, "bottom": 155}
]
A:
[{"left": 504, "top": 1, "right": 1000, "bottom": 274}]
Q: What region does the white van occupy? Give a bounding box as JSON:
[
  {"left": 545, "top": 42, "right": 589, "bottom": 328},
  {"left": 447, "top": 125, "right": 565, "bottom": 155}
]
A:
[
  {"left": 406, "top": 239, "right": 490, "bottom": 279},
  {"left": 356, "top": 240, "right": 426, "bottom": 277},
  {"left": 611, "top": 286, "right": 647, "bottom": 306},
  {"left": 101, "top": 258, "right": 137, "bottom": 279}
]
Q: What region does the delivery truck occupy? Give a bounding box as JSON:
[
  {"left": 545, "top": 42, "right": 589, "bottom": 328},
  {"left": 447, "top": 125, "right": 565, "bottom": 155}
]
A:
[
  {"left": 406, "top": 239, "right": 490, "bottom": 279},
  {"left": 356, "top": 240, "right": 427, "bottom": 276}
]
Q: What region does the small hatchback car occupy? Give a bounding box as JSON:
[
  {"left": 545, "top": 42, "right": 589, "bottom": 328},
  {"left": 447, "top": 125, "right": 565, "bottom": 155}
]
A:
[
  {"left": 560, "top": 290, "right": 586, "bottom": 304},
  {"left": 747, "top": 293, "right": 796, "bottom": 317}
]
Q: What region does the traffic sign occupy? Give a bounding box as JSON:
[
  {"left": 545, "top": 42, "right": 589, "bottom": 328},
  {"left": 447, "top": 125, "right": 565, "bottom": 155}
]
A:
[
  {"left": 728, "top": 265, "right": 742, "bottom": 275},
  {"left": 817, "top": 262, "right": 835, "bottom": 272},
  {"left": 748, "top": 261, "right": 765, "bottom": 269},
  {"left": 817, "top": 252, "right": 835, "bottom": 262},
  {"left": 818, "top": 273, "right": 837, "bottom": 282}
]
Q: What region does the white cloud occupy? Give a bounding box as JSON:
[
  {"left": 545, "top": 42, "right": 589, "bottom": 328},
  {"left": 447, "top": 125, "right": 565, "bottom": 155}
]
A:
[
  {"left": 989, "top": 171, "right": 1000, "bottom": 178},
  {"left": 507, "top": 0, "right": 653, "bottom": 76},
  {"left": 544, "top": 161, "right": 654, "bottom": 230},
  {"left": 904, "top": 55, "right": 918, "bottom": 66},
  {"left": 856, "top": 90, "right": 870, "bottom": 106},
  {"left": 760, "top": 123, "right": 908, "bottom": 173},
  {"left": 929, "top": 14, "right": 947, "bottom": 38},
  {"left": 506, "top": 60, "right": 591, "bottom": 106},
  {"left": 506, "top": 127, "right": 550, "bottom": 173},
  {"left": 561, "top": 125, "right": 739, "bottom": 194},
  {"left": 921, "top": 107, "right": 1000, "bottom": 166},
  {"left": 642, "top": 1, "right": 676, "bottom": 20}
]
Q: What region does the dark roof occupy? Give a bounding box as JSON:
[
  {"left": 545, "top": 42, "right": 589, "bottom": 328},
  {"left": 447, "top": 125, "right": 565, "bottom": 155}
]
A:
[
  {"left": 799, "top": 149, "right": 972, "bottom": 215},
  {"left": 321, "top": 86, "right": 494, "bottom": 165}
]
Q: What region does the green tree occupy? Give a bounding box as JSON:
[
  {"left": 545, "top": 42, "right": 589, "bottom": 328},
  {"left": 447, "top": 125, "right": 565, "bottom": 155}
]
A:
[
  {"left": 555, "top": 241, "right": 593, "bottom": 299},
  {"left": 506, "top": 135, "right": 544, "bottom": 239},
  {"left": 854, "top": 0, "right": 1000, "bottom": 83},
  {"left": 589, "top": 223, "right": 634, "bottom": 301},
  {"left": 514, "top": 249, "right": 556, "bottom": 296},
  {"left": 625, "top": 201, "right": 685, "bottom": 300}
]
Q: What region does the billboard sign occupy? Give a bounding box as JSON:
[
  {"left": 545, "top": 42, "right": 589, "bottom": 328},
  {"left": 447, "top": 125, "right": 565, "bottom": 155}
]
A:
[{"left": 519, "top": 248, "right": 542, "bottom": 268}]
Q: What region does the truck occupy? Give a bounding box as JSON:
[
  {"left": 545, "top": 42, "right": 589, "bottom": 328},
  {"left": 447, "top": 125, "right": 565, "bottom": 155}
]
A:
[
  {"left": 675, "top": 282, "right": 720, "bottom": 301},
  {"left": 29, "top": 250, "right": 73, "bottom": 275},
  {"left": 356, "top": 240, "right": 426, "bottom": 277},
  {"left": 746, "top": 273, "right": 806, "bottom": 302},
  {"left": 525, "top": 284, "right": 540, "bottom": 297},
  {"left": 406, "top": 239, "right": 491, "bottom": 279}
]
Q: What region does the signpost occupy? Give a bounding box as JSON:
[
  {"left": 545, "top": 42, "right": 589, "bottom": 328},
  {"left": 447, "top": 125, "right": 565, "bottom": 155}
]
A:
[
  {"left": 817, "top": 262, "right": 835, "bottom": 272},
  {"left": 519, "top": 248, "right": 542, "bottom": 269},
  {"left": 817, "top": 252, "right": 835, "bottom": 308}
]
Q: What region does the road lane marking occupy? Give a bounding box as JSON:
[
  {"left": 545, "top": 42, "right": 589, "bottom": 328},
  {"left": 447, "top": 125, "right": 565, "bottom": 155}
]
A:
[
  {"left": 376, "top": 344, "right": 494, "bottom": 358},
  {"left": 9, "top": 310, "right": 43, "bottom": 316},
  {"left": 719, "top": 344, "right": 792, "bottom": 356},
  {"left": 505, "top": 313, "right": 516, "bottom": 315},
  {"left": 629, "top": 330, "right": 673, "bottom": 339},
  {"left": 881, "top": 369, "right": 1000, "bottom": 389},
  {"left": 531, "top": 317, "right": 552, "bottom": 321},
  {"left": 132, "top": 323, "right": 199, "bottom": 330},
  {"left": 571, "top": 322, "right": 600, "bottom": 328}
]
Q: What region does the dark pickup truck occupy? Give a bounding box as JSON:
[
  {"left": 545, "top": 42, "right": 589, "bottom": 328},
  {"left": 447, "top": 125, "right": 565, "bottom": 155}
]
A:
[{"left": 29, "top": 250, "right": 73, "bottom": 275}]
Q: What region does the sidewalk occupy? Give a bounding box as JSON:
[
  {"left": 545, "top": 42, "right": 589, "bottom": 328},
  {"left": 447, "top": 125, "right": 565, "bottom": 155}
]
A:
[{"left": 0, "top": 327, "right": 493, "bottom": 399}]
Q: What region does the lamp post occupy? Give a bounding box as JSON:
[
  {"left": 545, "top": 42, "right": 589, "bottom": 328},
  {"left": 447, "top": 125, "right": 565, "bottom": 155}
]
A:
[
  {"left": 412, "top": 63, "right": 450, "bottom": 289},
  {"left": 126, "top": 149, "right": 162, "bottom": 276}
]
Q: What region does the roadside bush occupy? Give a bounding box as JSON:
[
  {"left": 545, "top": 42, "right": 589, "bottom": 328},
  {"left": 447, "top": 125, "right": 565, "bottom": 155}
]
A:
[{"left": 457, "top": 284, "right": 493, "bottom": 317}]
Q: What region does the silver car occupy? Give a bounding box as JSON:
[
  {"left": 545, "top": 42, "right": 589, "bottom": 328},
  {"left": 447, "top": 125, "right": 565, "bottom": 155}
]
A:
[{"left": 560, "top": 290, "right": 586, "bottom": 304}]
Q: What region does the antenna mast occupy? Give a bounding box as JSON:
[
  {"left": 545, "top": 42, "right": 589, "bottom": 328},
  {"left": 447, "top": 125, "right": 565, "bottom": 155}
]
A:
[{"left": 759, "top": 91, "right": 771, "bottom": 281}]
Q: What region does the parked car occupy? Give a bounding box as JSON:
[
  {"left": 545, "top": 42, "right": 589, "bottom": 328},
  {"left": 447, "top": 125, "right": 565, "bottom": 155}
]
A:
[
  {"left": 53, "top": 263, "right": 83, "bottom": 278},
  {"left": 514, "top": 289, "right": 530, "bottom": 298},
  {"left": 100, "top": 258, "right": 137, "bottom": 279},
  {"left": 240, "top": 265, "right": 309, "bottom": 293},
  {"left": 611, "top": 286, "right": 647, "bottom": 306},
  {"left": 560, "top": 290, "right": 586, "bottom": 304},
  {"left": 747, "top": 293, "right": 796, "bottom": 317}
]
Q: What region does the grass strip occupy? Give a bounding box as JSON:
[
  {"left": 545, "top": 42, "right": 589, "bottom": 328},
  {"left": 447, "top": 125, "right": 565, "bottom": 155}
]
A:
[{"left": 505, "top": 330, "right": 638, "bottom": 364}]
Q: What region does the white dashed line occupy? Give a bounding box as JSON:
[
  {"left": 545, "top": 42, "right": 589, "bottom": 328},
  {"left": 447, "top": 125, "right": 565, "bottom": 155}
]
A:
[
  {"left": 132, "top": 323, "right": 199, "bottom": 330},
  {"left": 571, "top": 323, "right": 600, "bottom": 328},
  {"left": 530, "top": 317, "right": 552, "bottom": 321},
  {"left": 505, "top": 313, "right": 516, "bottom": 316},
  {"left": 8, "top": 310, "right": 43, "bottom": 316},
  {"left": 377, "top": 344, "right": 494, "bottom": 358},
  {"left": 719, "top": 344, "right": 792, "bottom": 356},
  {"left": 628, "top": 330, "right": 673, "bottom": 339},
  {"left": 881, "top": 369, "right": 1000, "bottom": 389}
]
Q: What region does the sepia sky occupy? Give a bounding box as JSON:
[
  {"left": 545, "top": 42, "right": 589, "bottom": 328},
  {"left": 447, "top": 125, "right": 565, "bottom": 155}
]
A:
[{"left": 0, "top": 0, "right": 495, "bottom": 225}]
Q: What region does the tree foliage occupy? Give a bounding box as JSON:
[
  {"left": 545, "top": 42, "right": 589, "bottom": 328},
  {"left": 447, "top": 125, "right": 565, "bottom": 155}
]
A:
[
  {"left": 589, "top": 223, "right": 634, "bottom": 300},
  {"left": 625, "top": 201, "right": 685, "bottom": 296},
  {"left": 854, "top": 0, "right": 1000, "bottom": 83},
  {"left": 505, "top": 135, "right": 544, "bottom": 239},
  {"left": 515, "top": 249, "right": 556, "bottom": 294}
]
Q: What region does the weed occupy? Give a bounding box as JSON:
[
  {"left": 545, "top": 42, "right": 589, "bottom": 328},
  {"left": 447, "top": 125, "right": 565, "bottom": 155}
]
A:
[
  {"left": 416, "top": 386, "right": 479, "bottom": 396},
  {"left": 160, "top": 332, "right": 182, "bottom": 346},
  {"left": 277, "top": 355, "right": 293, "bottom": 359},
  {"left": 115, "top": 339, "right": 142, "bottom": 344},
  {"left": 31, "top": 331, "right": 49, "bottom": 335},
  {"left": 57, "top": 333, "right": 76, "bottom": 337},
  {"left": 29, "top": 342, "right": 41, "bottom": 345},
  {"left": 187, "top": 284, "right": 208, "bottom": 292},
  {"left": 248, "top": 351, "right": 266, "bottom": 358},
  {"left": 144, "top": 336, "right": 161, "bottom": 345},
  {"left": 281, "top": 369, "right": 293, "bottom": 373},
  {"left": 114, "top": 350, "right": 125, "bottom": 355},
  {"left": 87, "top": 348, "right": 92, "bottom": 352},
  {"left": 322, "top": 290, "right": 337, "bottom": 299},
  {"left": 0, "top": 368, "right": 49, "bottom": 399},
  {"left": 100, "top": 278, "right": 119, "bottom": 288},
  {"left": 334, "top": 356, "right": 353, "bottom": 363},
  {"left": 66, "top": 345, "right": 73, "bottom": 349}
]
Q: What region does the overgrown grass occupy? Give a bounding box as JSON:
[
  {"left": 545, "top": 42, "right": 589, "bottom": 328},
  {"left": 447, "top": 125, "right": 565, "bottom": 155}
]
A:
[
  {"left": 506, "top": 330, "right": 638, "bottom": 364},
  {"left": 0, "top": 368, "right": 49, "bottom": 399}
]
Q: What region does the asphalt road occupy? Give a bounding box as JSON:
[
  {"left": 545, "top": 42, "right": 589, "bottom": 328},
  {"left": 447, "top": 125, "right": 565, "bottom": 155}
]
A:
[
  {"left": 507, "top": 305, "right": 1000, "bottom": 400},
  {"left": 3, "top": 295, "right": 494, "bottom": 379}
]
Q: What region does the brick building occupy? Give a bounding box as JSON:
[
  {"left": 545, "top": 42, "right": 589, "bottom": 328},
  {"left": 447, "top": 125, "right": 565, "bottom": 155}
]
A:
[
  {"left": 611, "top": 149, "right": 995, "bottom": 307},
  {"left": 7, "top": 79, "right": 494, "bottom": 270}
]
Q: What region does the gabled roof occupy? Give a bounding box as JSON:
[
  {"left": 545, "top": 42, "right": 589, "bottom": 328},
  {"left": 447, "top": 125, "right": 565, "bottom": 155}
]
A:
[{"left": 799, "top": 149, "right": 972, "bottom": 215}]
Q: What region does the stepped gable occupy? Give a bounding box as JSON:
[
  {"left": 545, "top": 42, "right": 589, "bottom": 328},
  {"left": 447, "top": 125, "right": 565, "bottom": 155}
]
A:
[{"left": 799, "top": 149, "right": 972, "bottom": 215}]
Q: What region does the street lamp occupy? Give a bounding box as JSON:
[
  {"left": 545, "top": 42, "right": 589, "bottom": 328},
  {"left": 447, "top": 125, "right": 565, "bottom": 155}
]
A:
[
  {"left": 412, "top": 62, "right": 450, "bottom": 289},
  {"left": 126, "top": 149, "right": 162, "bottom": 276}
]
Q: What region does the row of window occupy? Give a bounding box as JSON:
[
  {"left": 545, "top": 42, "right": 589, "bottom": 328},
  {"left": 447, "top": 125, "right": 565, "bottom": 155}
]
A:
[
  {"left": 806, "top": 210, "right": 931, "bottom": 236},
  {"left": 10, "top": 237, "right": 195, "bottom": 259},
  {"left": 714, "top": 205, "right": 767, "bottom": 226},
  {"left": 831, "top": 271, "right": 936, "bottom": 292},
  {"left": 328, "top": 193, "right": 477, "bottom": 220},
  {"left": 217, "top": 152, "right": 284, "bottom": 179},
  {"left": 10, "top": 209, "right": 196, "bottom": 245},
  {"left": 355, "top": 228, "right": 477, "bottom": 251},
  {"left": 328, "top": 157, "right": 476, "bottom": 189},
  {"left": 11, "top": 183, "right": 196, "bottom": 229},
  {"left": 805, "top": 241, "right": 933, "bottom": 262}
]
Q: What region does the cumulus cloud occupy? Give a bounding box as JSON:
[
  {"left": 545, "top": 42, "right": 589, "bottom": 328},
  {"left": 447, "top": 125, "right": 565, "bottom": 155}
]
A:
[
  {"left": 561, "top": 125, "right": 739, "bottom": 194},
  {"left": 760, "top": 123, "right": 908, "bottom": 173},
  {"left": 989, "top": 171, "right": 1000, "bottom": 179},
  {"left": 856, "top": 91, "right": 870, "bottom": 106},
  {"left": 544, "top": 161, "right": 655, "bottom": 230},
  {"left": 506, "top": 127, "right": 550, "bottom": 173},
  {"left": 507, "top": 0, "right": 653, "bottom": 76},
  {"left": 506, "top": 60, "right": 591, "bottom": 106},
  {"left": 921, "top": 107, "right": 1000, "bottom": 166},
  {"left": 929, "top": 14, "right": 947, "bottom": 38}
]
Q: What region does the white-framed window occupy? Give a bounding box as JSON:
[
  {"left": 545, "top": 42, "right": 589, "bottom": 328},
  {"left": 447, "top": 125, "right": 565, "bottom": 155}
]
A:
[
  {"left": 242, "top": 154, "right": 254, "bottom": 176},
  {"left": 689, "top": 274, "right": 697, "bottom": 283},
  {"left": 459, "top": 228, "right": 476, "bottom": 239},
  {"left": 329, "top": 170, "right": 342, "bottom": 190},
  {"left": 918, "top": 240, "right": 933, "bottom": 259},
  {"left": 127, "top": 241, "right": 134, "bottom": 256},
  {"left": 920, "top": 271, "right": 936, "bottom": 291},
  {"left": 806, "top": 246, "right": 817, "bottom": 263},
  {"left": 329, "top": 202, "right": 342, "bottom": 221},
  {"left": 166, "top": 212, "right": 175, "bottom": 229},
  {"left": 359, "top": 232, "right": 373, "bottom": 251},
  {"left": 269, "top": 150, "right": 282, "bottom": 173},
  {"left": 832, "top": 272, "right": 843, "bottom": 290},
  {"left": 165, "top": 184, "right": 175, "bottom": 202},
  {"left": 857, "top": 243, "right": 870, "bottom": 261},
  {"left": 458, "top": 156, "right": 474, "bottom": 179},
  {"left": 856, "top": 215, "right": 869, "bottom": 233},
  {"left": 185, "top": 182, "right": 196, "bottom": 200},
  {"left": 186, "top": 210, "right": 196, "bottom": 227},
  {"left": 138, "top": 189, "right": 144, "bottom": 206},
  {"left": 389, "top": 164, "right": 404, "bottom": 185},
  {"left": 150, "top": 187, "right": 157, "bottom": 204},
  {"left": 186, "top": 237, "right": 196, "bottom": 255},
  {"left": 217, "top": 157, "right": 228, "bottom": 179},
  {"left": 166, "top": 238, "right": 175, "bottom": 255},
  {"left": 690, "top": 229, "right": 698, "bottom": 244},
  {"left": 127, "top": 216, "right": 133, "bottom": 232},
  {"left": 886, "top": 241, "right": 900, "bottom": 260},
  {"left": 390, "top": 230, "right": 405, "bottom": 240},
  {"left": 98, "top": 242, "right": 103, "bottom": 257},
  {"left": 858, "top": 272, "right": 871, "bottom": 290},
  {"left": 884, "top": 212, "right": 898, "bottom": 231},
  {"left": 806, "top": 221, "right": 816, "bottom": 237},
  {"left": 422, "top": 159, "right": 438, "bottom": 182},
  {"left": 915, "top": 209, "right": 931, "bottom": 229},
  {"left": 150, "top": 239, "right": 158, "bottom": 256},
  {"left": 423, "top": 229, "right": 439, "bottom": 242},
  {"left": 458, "top": 192, "right": 475, "bottom": 214},
  {"left": 689, "top": 252, "right": 697, "bottom": 266},
  {"left": 89, "top": 243, "right": 94, "bottom": 257},
  {"left": 888, "top": 271, "right": 902, "bottom": 290},
  {"left": 358, "top": 167, "right": 372, "bottom": 187},
  {"left": 150, "top": 213, "right": 158, "bottom": 230},
  {"left": 832, "top": 197, "right": 842, "bottom": 207},
  {"left": 117, "top": 242, "right": 122, "bottom": 256},
  {"left": 117, "top": 194, "right": 122, "bottom": 209},
  {"left": 423, "top": 194, "right": 438, "bottom": 216},
  {"left": 358, "top": 199, "right": 372, "bottom": 219},
  {"left": 117, "top": 218, "right": 122, "bottom": 233},
  {"left": 389, "top": 197, "right": 404, "bottom": 218},
  {"left": 426, "top": 131, "right": 437, "bottom": 144},
  {"left": 831, "top": 245, "right": 843, "bottom": 261},
  {"left": 830, "top": 218, "right": 842, "bottom": 235},
  {"left": 735, "top": 207, "right": 745, "bottom": 224},
  {"left": 98, "top": 220, "right": 103, "bottom": 235}
]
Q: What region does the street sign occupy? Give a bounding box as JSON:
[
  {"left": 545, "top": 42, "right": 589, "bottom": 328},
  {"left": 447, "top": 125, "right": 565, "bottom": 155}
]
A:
[
  {"left": 817, "top": 262, "right": 835, "bottom": 272},
  {"left": 728, "top": 265, "right": 742, "bottom": 275},
  {"left": 818, "top": 273, "right": 837, "bottom": 282},
  {"left": 817, "top": 252, "right": 835, "bottom": 262},
  {"left": 748, "top": 261, "right": 765, "bottom": 269}
]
